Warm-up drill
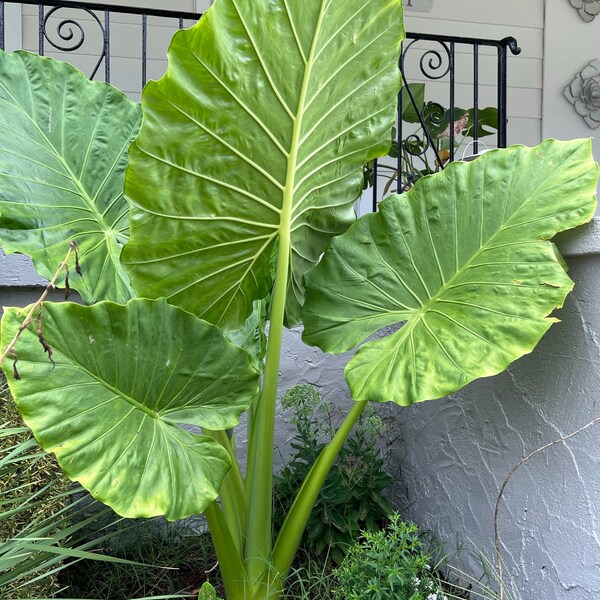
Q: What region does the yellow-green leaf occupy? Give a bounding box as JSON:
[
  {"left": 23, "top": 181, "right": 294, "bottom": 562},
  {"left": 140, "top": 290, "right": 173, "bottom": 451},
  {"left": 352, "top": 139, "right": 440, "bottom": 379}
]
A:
[
  {"left": 302, "top": 139, "right": 598, "bottom": 405},
  {"left": 1, "top": 299, "right": 259, "bottom": 520}
]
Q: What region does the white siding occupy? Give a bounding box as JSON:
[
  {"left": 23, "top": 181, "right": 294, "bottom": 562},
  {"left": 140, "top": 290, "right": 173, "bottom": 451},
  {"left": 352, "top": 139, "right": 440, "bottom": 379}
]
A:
[
  {"left": 542, "top": 0, "right": 600, "bottom": 205},
  {"left": 20, "top": 1, "right": 199, "bottom": 100},
  {"left": 404, "top": 0, "right": 545, "bottom": 147}
]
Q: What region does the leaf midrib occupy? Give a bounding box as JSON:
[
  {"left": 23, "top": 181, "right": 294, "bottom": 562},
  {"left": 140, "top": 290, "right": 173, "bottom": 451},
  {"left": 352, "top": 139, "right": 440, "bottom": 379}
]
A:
[
  {"left": 337, "top": 157, "right": 576, "bottom": 346},
  {"left": 281, "top": 0, "right": 329, "bottom": 259}
]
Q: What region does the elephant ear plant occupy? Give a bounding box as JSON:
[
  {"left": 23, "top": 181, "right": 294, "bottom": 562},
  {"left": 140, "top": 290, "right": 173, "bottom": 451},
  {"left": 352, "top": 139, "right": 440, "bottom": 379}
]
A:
[{"left": 0, "top": 0, "right": 597, "bottom": 598}]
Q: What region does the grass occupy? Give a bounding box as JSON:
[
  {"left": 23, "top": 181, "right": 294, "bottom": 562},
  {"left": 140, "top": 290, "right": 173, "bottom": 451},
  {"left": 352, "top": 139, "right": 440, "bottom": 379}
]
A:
[
  {"left": 0, "top": 373, "right": 144, "bottom": 599},
  {"left": 58, "top": 523, "right": 223, "bottom": 599},
  {"left": 281, "top": 547, "right": 337, "bottom": 600},
  {"left": 0, "top": 372, "right": 73, "bottom": 598}
]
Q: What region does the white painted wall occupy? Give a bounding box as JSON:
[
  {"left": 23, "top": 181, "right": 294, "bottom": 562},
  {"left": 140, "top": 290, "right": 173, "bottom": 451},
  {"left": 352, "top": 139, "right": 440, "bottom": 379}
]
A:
[
  {"left": 542, "top": 0, "right": 600, "bottom": 206},
  {"left": 357, "top": 0, "right": 545, "bottom": 215},
  {"left": 3, "top": 3, "right": 22, "bottom": 51}
]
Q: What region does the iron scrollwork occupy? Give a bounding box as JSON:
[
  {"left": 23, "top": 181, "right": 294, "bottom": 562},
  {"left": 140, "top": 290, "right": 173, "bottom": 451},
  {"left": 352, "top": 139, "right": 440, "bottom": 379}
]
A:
[
  {"left": 393, "top": 39, "right": 452, "bottom": 192},
  {"left": 42, "top": 6, "right": 106, "bottom": 80}
]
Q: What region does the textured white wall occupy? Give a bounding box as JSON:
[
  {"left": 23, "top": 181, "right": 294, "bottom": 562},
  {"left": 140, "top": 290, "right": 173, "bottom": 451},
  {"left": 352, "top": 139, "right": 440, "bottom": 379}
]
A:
[{"left": 384, "top": 222, "right": 600, "bottom": 599}]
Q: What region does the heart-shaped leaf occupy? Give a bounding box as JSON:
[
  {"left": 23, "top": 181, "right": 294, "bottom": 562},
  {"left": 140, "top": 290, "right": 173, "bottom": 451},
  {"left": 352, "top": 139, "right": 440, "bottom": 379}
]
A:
[
  {"left": 0, "top": 299, "right": 260, "bottom": 520},
  {"left": 122, "top": 0, "right": 404, "bottom": 329},
  {"left": 0, "top": 50, "right": 140, "bottom": 304},
  {"left": 302, "top": 139, "right": 598, "bottom": 405}
]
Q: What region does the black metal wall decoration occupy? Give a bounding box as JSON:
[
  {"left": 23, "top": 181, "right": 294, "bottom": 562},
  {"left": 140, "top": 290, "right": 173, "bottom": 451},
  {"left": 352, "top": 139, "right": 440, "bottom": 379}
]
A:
[
  {"left": 0, "top": 0, "right": 519, "bottom": 212},
  {"left": 569, "top": 0, "right": 600, "bottom": 22},
  {"left": 564, "top": 59, "right": 600, "bottom": 129}
]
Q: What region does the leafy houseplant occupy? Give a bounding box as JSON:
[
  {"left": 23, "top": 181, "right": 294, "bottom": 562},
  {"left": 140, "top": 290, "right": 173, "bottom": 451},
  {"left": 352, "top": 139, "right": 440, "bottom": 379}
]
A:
[
  {"left": 370, "top": 82, "right": 500, "bottom": 194},
  {"left": 0, "top": 1, "right": 597, "bottom": 599}
]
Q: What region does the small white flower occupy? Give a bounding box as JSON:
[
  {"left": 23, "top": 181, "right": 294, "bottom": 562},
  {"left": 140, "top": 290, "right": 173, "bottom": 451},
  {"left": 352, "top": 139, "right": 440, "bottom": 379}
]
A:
[
  {"left": 426, "top": 594, "right": 438, "bottom": 600},
  {"left": 426, "top": 580, "right": 434, "bottom": 590},
  {"left": 413, "top": 577, "right": 421, "bottom": 586}
]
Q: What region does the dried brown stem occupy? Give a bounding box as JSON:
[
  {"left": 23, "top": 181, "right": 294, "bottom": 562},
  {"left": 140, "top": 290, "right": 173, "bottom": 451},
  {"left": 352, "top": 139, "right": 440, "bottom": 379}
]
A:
[
  {"left": 0, "top": 242, "right": 77, "bottom": 368},
  {"left": 494, "top": 416, "right": 600, "bottom": 600}
]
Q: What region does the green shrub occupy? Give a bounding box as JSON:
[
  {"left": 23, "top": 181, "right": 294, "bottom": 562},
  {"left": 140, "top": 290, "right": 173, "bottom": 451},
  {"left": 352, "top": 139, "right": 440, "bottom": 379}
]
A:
[
  {"left": 273, "top": 385, "right": 393, "bottom": 564},
  {"left": 332, "top": 513, "right": 449, "bottom": 600}
]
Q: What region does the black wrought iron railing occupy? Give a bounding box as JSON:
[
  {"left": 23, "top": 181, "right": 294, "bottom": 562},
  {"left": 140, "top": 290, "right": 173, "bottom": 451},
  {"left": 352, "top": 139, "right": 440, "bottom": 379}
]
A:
[
  {"left": 369, "top": 32, "right": 521, "bottom": 210},
  {"left": 0, "top": 1, "right": 521, "bottom": 210}
]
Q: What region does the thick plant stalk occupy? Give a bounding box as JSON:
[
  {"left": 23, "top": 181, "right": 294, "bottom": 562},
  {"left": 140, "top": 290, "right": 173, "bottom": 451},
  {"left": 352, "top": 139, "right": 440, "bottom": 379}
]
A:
[
  {"left": 204, "top": 429, "right": 247, "bottom": 555},
  {"left": 244, "top": 232, "right": 291, "bottom": 586},
  {"left": 204, "top": 502, "right": 253, "bottom": 600},
  {"left": 244, "top": 0, "right": 325, "bottom": 576},
  {"left": 261, "top": 400, "right": 369, "bottom": 598},
  {"left": 0, "top": 242, "right": 76, "bottom": 367}
]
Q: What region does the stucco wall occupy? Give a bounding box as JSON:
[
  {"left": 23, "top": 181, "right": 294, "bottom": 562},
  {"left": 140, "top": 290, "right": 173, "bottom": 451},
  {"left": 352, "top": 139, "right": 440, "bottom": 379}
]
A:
[{"left": 384, "top": 221, "right": 600, "bottom": 599}]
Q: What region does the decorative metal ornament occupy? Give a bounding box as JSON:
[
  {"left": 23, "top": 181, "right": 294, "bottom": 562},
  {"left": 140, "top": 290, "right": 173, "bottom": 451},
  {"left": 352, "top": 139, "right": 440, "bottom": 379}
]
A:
[
  {"left": 564, "top": 59, "right": 600, "bottom": 129},
  {"left": 569, "top": 0, "right": 600, "bottom": 22}
]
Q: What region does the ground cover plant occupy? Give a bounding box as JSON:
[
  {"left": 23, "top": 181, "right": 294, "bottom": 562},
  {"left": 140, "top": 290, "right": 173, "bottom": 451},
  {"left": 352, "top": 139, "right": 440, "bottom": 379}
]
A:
[
  {"left": 0, "top": 373, "right": 71, "bottom": 598},
  {"left": 331, "top": 514, "right": 516, "bottom": 600},
  {"left": 0, "top": 0, "right": 598, "bottom": 598},
  {"left": 333, "top": 514, "right": 453, "bottom": 600}
]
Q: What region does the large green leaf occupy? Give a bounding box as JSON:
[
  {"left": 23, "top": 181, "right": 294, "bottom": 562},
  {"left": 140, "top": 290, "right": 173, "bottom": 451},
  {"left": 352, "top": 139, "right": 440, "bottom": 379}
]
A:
[
  {"left": 122, "top": 0, "right": 404, "bottom": 329},
  {"left": 0, "top": 299, "right": 260, "bottom": 520},
  {"left": 0, "top": 50, "right": 140, "bottom": 304},
  {"left": 302, "top": 139, "right": 598, "bottom": 405}
]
